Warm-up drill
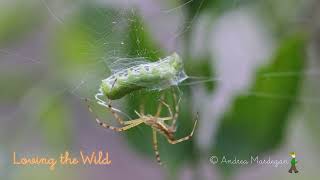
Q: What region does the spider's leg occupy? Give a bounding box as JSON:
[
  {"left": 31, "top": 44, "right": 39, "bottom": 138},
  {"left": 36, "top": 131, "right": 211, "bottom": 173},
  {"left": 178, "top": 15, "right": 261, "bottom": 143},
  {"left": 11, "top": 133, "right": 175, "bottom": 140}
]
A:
[
  {"left": 159, "top": 100, "right": 173, "bottom": 119},
  {"left": 167, "top": 112, "right": 198, "bottom": 144},
  {"left": 87, "top": 98, "right": 127, "bottom": 125},
  {"left": 107, "top": 99, "right": 127, "bottom": 125},
  {"left": 155, "top": 93, "right": 165, "bottom": 117},
  {"left": 95, "top": 118, "right": 143, "bottom": 132},
  {"left": 152, "top": 129, "right": 162, "bottom": 165},
  {"left": 139, "top": 102, "right": 145, "bottom": 115},
  {"left": 159, "top": 117, "right": 173, "bottom": 121},
  {"left": 86, "top": 98, "right": 142, "bottom": 131},
  {"left": 123, "top": 119, "right": 145, "bottom": 125},
  {"left": 170, "top": 88, "right": 181, "bottom": 131},
  {"left": 104, "top": 78, "right": 126, "bottom": 125}
]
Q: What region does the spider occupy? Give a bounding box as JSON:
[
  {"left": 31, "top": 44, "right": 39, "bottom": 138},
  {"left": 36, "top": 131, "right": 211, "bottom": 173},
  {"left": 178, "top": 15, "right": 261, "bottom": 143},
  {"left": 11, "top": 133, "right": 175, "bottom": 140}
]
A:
[{"left": 85, "top": 88, "right": 198, "bottom": 165}]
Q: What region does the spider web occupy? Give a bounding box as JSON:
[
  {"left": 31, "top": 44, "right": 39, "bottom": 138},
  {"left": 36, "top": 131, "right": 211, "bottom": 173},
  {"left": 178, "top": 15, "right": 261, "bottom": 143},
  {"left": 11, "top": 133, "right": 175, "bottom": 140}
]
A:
[
  {"left": 29, "top": 0, "right": 198, "bottom": 103},
  {"left": 0, "top": 0, "right": 319, "bottom": 130},
  {"left": 0, "top": 1, "right": 319, "bottom": 114},
  {"left": 0, "top": 1, "right": 315, "bottom": 94},
  {"left": 1, "top": 0, "right": 320, "bottom": 161},
  {"left": 45, "top": 0, "right": 320, "bottom": 149}
]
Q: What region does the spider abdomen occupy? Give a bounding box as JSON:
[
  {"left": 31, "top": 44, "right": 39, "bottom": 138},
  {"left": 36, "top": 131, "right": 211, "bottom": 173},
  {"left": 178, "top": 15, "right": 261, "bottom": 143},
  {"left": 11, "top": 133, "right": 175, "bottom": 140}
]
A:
[{"left": 149, "top": 121, "right": 175, "bottom": 140}]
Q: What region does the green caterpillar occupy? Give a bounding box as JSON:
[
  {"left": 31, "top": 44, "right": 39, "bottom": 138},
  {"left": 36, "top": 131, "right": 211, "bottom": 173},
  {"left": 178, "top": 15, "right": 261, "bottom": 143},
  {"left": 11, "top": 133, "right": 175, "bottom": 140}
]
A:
[{"left": 99, "top": 52, "right": 187, "bottom": 100}]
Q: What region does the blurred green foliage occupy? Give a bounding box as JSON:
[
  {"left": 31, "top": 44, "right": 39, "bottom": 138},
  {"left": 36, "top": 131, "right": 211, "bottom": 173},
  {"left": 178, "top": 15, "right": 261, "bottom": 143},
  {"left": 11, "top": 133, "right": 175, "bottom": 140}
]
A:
[
  {"left": 0, "top": 73, "right": 36, "bottom": 101},
  {"left": 124, "top": 13, "right": 198, "bottom": 173},
  {"left": 53, "top": 4, "right": 124, "bottom": 75},
  {"left": 184, "top": 56, "right": 216, "bottom": 92},
  {"left": 39, "top": 95, "right": 72, "bottom": 150},
  {"left": 0, "top": 1, "right": 43, "bottom": 43},
  {"left": 212, "top": 33, "right": 306, "bottom": 173},
  {"left": 182, "top": 0, "right": 255, "bottom": 18},
  {"left": 0, "top": 0, "right": 311, "bottom": 179},
  {"left": 127, "top": 13, "right": 163, "bottom": 59}
]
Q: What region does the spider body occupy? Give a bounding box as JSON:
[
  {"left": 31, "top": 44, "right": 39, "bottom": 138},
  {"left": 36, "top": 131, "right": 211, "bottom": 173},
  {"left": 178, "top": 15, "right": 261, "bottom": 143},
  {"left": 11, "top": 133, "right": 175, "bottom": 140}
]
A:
[
  {"left": 141, "top": 114, "right": 175, "bottom": 141},
  {"left": 86, "top": 89, "right": 198, "bottom": 165},
  {"left": 100, "top": 53, "right": 188, "bottom": 100}
]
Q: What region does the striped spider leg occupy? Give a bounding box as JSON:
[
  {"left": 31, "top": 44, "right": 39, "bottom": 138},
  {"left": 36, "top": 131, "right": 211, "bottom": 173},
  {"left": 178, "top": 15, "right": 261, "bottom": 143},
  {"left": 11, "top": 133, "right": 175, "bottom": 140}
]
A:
[
  {"left": 151, "top": 90, "right": 198, "bottom": 165},
  {"left": 86, "top": 88, "right": 198, "bottom": 165}
]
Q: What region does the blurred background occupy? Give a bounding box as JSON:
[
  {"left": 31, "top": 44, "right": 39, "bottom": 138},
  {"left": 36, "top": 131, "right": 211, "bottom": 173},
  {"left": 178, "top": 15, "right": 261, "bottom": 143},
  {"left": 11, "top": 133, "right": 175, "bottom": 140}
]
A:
[{"left": 0, "top": 0, "right": 319, "bottom": 179}]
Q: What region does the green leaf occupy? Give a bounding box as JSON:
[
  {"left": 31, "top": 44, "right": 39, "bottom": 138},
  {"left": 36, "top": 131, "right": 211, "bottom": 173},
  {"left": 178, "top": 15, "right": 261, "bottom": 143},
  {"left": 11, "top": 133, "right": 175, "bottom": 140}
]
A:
[
  {"left": 123, "top": 13, "right": 198, "bottom": 171},
  {"left": 52, "top": 2, "right": 133, "bottom": 100},
  {"left": 53, "top": 3, "right": 128, "bottom": 77},
  {"left": 211, "top": 32, "right": 306, "bottom": 173},
  {"left": 125, "top": 89, "right": 197, "bottom": 171},
  {"left": 127, "top": 12, "right": 163, "bottom": 60},
  {"left": 185, "top": 55, "right": 216, "bottom": 92}
]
